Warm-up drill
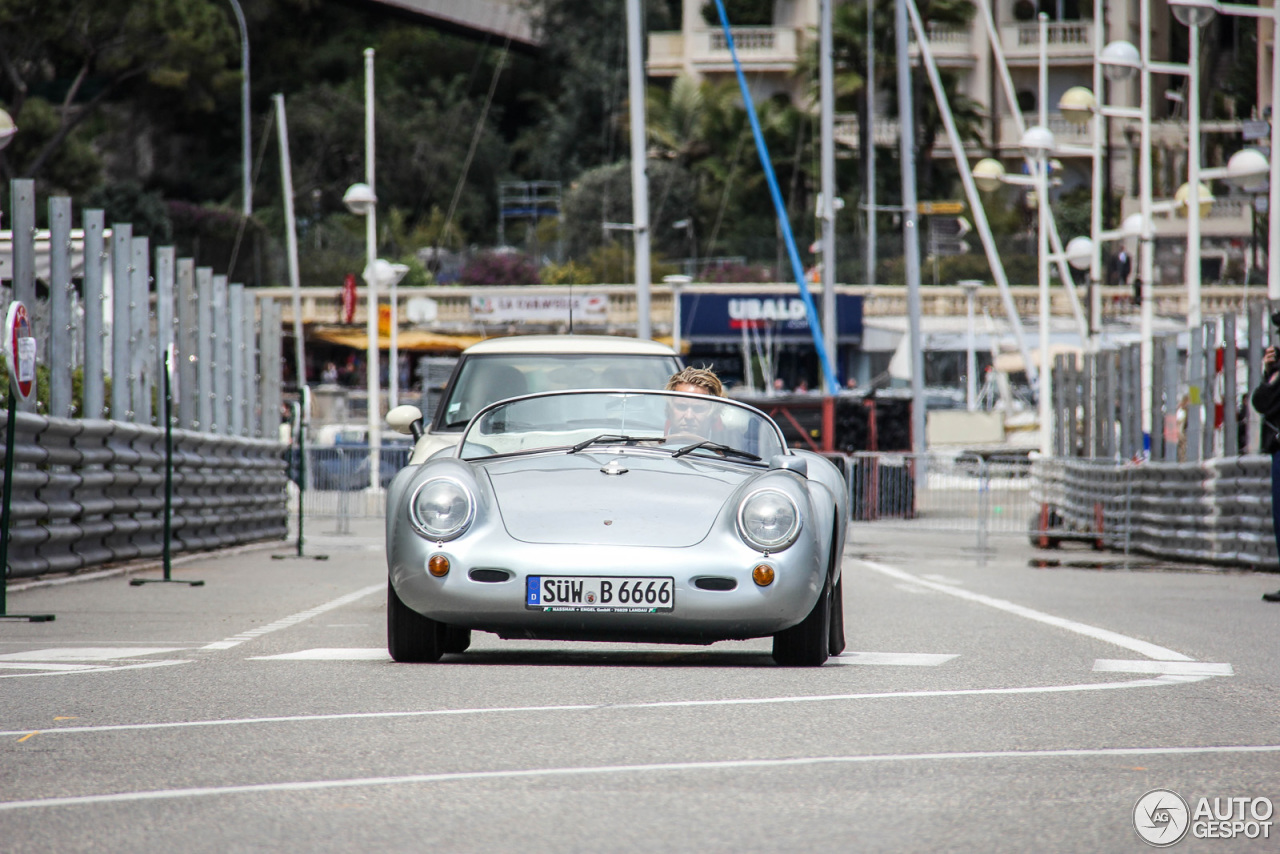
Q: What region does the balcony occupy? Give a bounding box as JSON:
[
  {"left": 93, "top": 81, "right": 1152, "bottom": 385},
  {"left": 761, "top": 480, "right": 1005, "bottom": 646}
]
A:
[
  {"left": 999, "top": 20, "right": 1094, "bottom": 65},
  {"left": 908, "top": 23, "right": 978, "bottom": 66},
  {"left": 648, "top": 26, "right": 801, "bottom": 77},
  {"left": 995, "top": 113, "right": 1093, "bottom": 153}
]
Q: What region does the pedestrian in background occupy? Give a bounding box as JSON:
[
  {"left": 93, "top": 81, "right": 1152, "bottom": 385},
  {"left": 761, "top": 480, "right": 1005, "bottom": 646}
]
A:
[{"left": 1250, "top": 337, "right": 1280, "bottom": 601}]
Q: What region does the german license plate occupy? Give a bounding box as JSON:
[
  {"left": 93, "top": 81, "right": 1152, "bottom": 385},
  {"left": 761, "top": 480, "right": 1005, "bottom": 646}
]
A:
[{"left": 526, "top": 576, "right": 674, "bottom": 613}]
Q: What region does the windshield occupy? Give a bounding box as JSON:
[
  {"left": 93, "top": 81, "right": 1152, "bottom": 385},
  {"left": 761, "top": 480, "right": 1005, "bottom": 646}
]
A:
[
  {"left": 437, "top": 353, "right": 681, "bottom": 430},
  {"left": 458, "top": 390, "right": 787, "bottom": 461}
]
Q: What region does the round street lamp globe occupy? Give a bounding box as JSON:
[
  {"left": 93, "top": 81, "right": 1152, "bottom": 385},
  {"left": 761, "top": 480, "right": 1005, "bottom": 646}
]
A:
[
  {"left": 1225, "top": 148, "right": 1269, "bottom": 182},
  {"left": 1101, "top": 40, "right": 1141, "bottom": 81},
  {"left": 1065, "top": 236, "right": 1094, "bottom": 271},
  {"left": 1170, "top": 0, "right": 1217, "bottom": 28},
  {"left": 342, "top": 182, "right": 377, "bottom": 216},
  {"left": 972, "top": 158, "right": 1007, "bottom": 193},
  {"left": 1058, "top": 87, "right": 1097, "bottom": 126},
  {"left": 1174, "top": 181, "right": 1215, "bottom": 218},
  {"left": 1121, "top": 212, "right": 1147, "bottom": 238},
  {"left": 1020, "top": 126, "right": 1056, "bottom": 158},
  {"left": 0, "top": 108, "right": 16, "bottom": 151}
]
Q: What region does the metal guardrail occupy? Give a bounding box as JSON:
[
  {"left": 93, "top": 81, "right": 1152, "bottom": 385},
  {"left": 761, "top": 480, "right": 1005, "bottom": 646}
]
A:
[
  {"left": 2, "top": 409, "right": 288, "bottom": 579},
  {"left": 836, "top": 451, "right": 1279, "bottom": 571}
]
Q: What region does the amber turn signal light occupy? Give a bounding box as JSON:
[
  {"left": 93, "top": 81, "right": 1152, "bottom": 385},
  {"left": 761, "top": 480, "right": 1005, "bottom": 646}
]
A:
[
  {"left": 428, "top": 555, "right": 450, "bottom": 577},
  {"left": 752, "top": 564, "right": 775, "bottom": 586}
]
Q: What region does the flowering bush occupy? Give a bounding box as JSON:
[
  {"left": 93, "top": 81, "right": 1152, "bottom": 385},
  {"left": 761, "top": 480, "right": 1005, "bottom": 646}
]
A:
[{"left": 459, "top": 251, "right": 541, "bottom": 285}]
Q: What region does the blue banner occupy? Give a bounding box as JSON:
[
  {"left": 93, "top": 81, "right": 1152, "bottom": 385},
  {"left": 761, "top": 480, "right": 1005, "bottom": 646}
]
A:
[{"left": 679, "top": 292, "right": 862, "bottom": 344}]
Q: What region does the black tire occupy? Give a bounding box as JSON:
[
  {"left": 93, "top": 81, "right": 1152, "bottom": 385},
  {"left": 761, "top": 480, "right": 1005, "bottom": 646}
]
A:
[
  {"left": 828, "top": 576, "right": 846, "bottom": 656},
  {"left": 442, "top": 625, "right": 472, "bottom": 654},
  {"left": 772, "top": 579, "right": 831, "bottom": 667},
  {"left": 387, "top": 579, "right": 445, "bottom": 662}
]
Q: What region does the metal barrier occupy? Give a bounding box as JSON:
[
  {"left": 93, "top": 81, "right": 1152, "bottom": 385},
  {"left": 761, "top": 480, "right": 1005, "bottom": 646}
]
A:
[
  {"left": 839, "top": 451, "right": 1280, "bottom": 570},
  {"left": 2, "top": 409, "right": 289, "bottom": 579},
  {"left": 291, "top": 444, "right": 412, "bottom": 525}
]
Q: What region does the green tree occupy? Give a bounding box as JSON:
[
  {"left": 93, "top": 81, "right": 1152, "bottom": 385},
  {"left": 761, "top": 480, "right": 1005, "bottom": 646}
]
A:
[{"left": 0, "top": 0, "right": 240, "bottom": 186}]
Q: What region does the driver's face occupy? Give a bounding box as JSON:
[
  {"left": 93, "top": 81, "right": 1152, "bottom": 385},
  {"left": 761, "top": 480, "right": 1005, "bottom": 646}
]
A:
[{"left": 667, "top": 383, "right": 714, "bottom": 435}]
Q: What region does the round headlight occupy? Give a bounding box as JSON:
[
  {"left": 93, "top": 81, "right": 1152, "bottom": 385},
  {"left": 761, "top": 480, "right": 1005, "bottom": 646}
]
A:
[
  {"left": 410, "top": 478, "right": 475, "bottom": 541},
  {"left": 738, "top": 489, "right": 800, "bottom": 551}
]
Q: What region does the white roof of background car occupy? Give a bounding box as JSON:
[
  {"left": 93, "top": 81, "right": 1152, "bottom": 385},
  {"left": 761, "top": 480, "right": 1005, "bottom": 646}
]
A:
[{"left": 461, "top": 334, "right": 676, "bottom": 357}]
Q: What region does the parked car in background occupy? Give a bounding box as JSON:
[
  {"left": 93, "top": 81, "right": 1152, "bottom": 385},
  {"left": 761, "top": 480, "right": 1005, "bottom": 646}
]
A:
[
  {"left": 406, "top": 335, "right": 682, "bottom": 462},
  {"left": 384, "top": 389, "right": 849, "bottom": 666}
]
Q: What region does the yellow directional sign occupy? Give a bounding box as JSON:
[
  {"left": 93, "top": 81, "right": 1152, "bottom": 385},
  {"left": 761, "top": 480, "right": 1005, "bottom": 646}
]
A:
[{"left": 917, "top": 201, "right": 965, "bottom": 215}]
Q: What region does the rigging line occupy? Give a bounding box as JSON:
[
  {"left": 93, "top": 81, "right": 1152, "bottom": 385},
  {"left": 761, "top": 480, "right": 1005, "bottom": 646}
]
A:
[
  {"left": 441, "top": 34, "right": 512, "bottom": 247},
  {"left": 228, "top": 108, "right": 276, "bottom": 278},
  {"left": 412, "top": 20, "right": 498, "bottom": 227}
]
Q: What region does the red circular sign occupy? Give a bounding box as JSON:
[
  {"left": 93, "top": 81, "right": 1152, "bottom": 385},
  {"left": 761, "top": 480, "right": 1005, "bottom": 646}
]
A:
[{"left": 5, "top": 301, "right": 36, "bottom": 401}]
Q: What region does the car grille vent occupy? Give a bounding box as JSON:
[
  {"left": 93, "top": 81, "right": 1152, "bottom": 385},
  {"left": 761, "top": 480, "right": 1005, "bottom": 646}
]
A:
[
  {"left": 693, "top": 577, "right": 737, "bottom": 591},
  {"left": 468, "top": 568, "right": 512, "bottom": 583}
]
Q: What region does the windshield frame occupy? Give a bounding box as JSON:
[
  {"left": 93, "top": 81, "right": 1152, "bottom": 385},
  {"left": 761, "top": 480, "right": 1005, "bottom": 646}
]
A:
[
  {"left": 431, "top": 352, "right": 683, "bottom": 433},
  {"left": 455, "top": 389, "right": 788, "bottom": 462}
]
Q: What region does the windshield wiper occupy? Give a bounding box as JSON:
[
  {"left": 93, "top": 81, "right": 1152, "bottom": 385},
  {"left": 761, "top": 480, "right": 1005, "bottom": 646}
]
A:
[
  {"left": 670, "top": 440, "right": 761, "bottom": 461},
  {"left": 567, "top": 434, "right": 664, "bottom": 454}
]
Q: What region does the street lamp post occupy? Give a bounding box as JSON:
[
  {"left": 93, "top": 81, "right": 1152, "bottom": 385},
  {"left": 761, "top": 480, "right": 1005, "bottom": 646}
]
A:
[
  {"left": 959, "top": 280, "right": 982, "bottom": 411},
  {"left": 343, "top": 48, "right": 379, "bottom": 492},
  {"left": 226, "top": 0, "right": 251, "bottom": 218}
]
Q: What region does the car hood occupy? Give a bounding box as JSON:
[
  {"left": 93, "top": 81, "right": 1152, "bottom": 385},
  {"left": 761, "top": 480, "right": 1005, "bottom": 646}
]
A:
[{"left": 483, "top": 452, "right": 748, "bottom": 547}]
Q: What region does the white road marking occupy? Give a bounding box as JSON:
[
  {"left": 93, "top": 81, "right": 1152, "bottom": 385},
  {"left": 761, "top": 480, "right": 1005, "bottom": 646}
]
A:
[
  {"left": 0, "top": 662, "right": 105, "bottom": 672},
  {"left": 1093, "top": 659, "right": 1234, "bottom": 677},
  {"left": 200, "top": 584, "right": 383, "bottom": 651},
  {"left": 921, "top": 574, "right": 964, "bottom": 585},
  {"left": 0, "top": 661, "right": 189, "bottom": 680},
  {"left": 4, "top": 742, "right": 1279, "bottom": 812},
  {"left": 0, "top": 648, "right": 185, "bottom": 661},
  {"left": 832, "top": 652, "right": 958, "bottom": 667},
  {"left": 0, "top": 674, "right": 1203, "bottom": 739},
  {"left": 860, "top": 559, "right": 1196, "bottom": 662},
  {"left": 250, "top": 648, "right": 391, "bottom": 661}
]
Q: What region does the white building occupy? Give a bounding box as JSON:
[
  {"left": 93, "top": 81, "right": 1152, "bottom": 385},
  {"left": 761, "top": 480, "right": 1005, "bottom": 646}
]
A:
[{"left": 646, "top": 0, "right": 1262, "bottom": 285}]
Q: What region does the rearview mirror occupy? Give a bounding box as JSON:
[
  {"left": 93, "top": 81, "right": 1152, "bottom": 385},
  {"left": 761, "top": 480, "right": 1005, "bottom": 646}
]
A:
[
  {"left": 768, "top": 455, "right": 807, "bottom": 477},
  {"left": 387, "top": 405, "right": 424, "bottom": 440}
]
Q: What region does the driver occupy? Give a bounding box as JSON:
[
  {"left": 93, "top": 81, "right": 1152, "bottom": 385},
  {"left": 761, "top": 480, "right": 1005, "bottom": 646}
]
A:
[{"left": 664, "top": 366, "right": 724, "bottom": 438}]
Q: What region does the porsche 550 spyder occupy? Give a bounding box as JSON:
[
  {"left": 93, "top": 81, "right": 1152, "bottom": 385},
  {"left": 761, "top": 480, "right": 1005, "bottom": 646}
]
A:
[{"left": 384, "top": 389, "right": 848, "bottom": 666}]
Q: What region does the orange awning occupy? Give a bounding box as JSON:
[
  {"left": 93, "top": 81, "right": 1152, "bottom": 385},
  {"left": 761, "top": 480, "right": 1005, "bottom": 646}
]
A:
[{"left": 309, "top": 328, "right": 486, "bottom": 353}]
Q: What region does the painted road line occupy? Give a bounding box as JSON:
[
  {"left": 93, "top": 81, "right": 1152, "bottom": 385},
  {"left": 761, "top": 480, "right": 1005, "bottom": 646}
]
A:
[
  {"left": 831, "top": 652, "right": 958, "bottom": 667},
  {"left": 4, "top": 743, "right": 1280, "bottom": 812},
  {"left": 250, "top": 648, "right": 391, "bottom": 661},
  {"left": 860, "top": 559, "right": 1195, "bottom": 662},
  {"left": 200, "top": 584, "right": 383, "bottom": 651},
  {"left": 0, "top": 661, "right": 189, "bottom": 680},
  {"left": 0, "top": 675, "right": 1203, "bottom": 739},
  {"left": 0, "top": 662, "right": 105, "bottom": 672},
  {"left": 0, "top": 647, "right": 185, "bottom": 661},
  {"left": 1093, "top": 659, "right": 1234, "bottom": 677}
]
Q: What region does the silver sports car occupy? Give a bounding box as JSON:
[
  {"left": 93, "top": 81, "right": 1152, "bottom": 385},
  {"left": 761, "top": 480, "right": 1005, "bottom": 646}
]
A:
[{"left": 385, "top": 389, "right": 848, "bottom": 666}]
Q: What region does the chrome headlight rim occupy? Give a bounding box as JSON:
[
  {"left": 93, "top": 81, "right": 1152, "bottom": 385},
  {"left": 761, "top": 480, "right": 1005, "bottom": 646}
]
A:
[
  {"left": 736, "top": 487, "right": 801, "bottom": 552},
  {"left": 408, "top": 477, "right": 476, "bottom": 542}
]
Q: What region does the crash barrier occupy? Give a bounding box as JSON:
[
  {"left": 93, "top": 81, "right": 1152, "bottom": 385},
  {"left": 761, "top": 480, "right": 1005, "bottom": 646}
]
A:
[
  {"left": 1, "top": 408, "right": 289, "bottom": 580},
  {"left": 290, "top": 444, "right": 413, "bottom": 525},
  {"left": 1051, "top": 301, "right": 1271, "bottom": 462},
  {"left": 1032, "top": 456, "right": 1278, "bottom": 569}
]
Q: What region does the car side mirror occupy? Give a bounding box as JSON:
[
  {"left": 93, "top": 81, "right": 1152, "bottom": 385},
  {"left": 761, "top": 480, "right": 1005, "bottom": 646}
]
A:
[
  {"left": 387, "top": 404, "right": 424, "bottom": 441},
  {"left": 768, "top": 455, "right": 807, "bottom": 477}
]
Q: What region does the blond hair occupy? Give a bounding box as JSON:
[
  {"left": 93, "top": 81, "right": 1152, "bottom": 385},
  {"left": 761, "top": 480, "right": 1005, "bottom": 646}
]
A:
[{"left": 665, "top": 366, "right": 725, "bottom": 397}]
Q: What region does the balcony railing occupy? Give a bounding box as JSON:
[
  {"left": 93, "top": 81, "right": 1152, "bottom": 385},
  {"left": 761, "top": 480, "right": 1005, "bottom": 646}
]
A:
[
  {"left": 691, "top": 26, "right": 799, "bottom": 68},
  {"left": 1000, "top": 21, "right": 1094, "bottom": 60},
  {"left": 996, "top": 113, "right": 1093, "bottom": 150}
]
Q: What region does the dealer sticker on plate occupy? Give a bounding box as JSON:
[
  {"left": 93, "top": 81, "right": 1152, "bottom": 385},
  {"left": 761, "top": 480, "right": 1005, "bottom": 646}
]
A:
[{"left": 526, "top": 576, "right": 674, "bottom": 613}]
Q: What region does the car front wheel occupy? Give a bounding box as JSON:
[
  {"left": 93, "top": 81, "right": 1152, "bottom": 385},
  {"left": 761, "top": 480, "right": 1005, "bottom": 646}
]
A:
[
  {"left": 772, "top": 579, "right": 831, "bottom": 667},
  {"left": 387, "top": 579, "right": 445, "bottom": 662}
]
